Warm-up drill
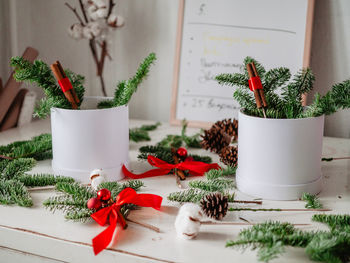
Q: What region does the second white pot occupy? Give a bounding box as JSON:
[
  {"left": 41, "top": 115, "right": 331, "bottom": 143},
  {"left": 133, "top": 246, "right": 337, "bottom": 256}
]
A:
[{"left": 236, "top": 110, "right": 324, "bottom": 200}]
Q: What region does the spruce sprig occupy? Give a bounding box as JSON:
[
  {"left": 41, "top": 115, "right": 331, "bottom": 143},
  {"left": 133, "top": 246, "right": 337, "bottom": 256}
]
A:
[
  {"left": 167, "top": 166, "right": 235, "bottom": 203},
  {"left": 138, "top": 145, "right": 212, "bottom": 164},
  {"left": 205, "top": 165, "right": 236, "bottom": 180},
  {"left": 0, "top": 179, "right": 33, "bottom": 207},
  {"left": 98, "top": 53, "right": 157, "bottom": 108},
  {"left": 10, "top": 58, "right": 85, "bottom": 118},
  {"left": 216, "top": 56, "right": 350, "bottom": 119},
  {"left": 157, "top": 120, "right": 202, "bottom": 148},
  {"left": 129, "top": 122, "right": 160, "bottom": 142},
  {"left": 189, "top": 178, "right": 235, "bottom": 192},
  {"left": 1, "top": 158, "right": 36, "bottom": 180},
  {"left": 17, "top": 174, "right": 75, "bottom": 187},
  {"left": 43, "top": 180, "right": 145, "bottom": 222},
  {"left": 226, "top": 214, "right": 350, "bottom": 263},
  {"left": 301, "top": 193, "right": 323, "bottom": 209}
]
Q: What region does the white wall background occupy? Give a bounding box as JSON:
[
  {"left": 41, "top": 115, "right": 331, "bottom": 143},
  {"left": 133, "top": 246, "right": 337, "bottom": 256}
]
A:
[{"left": 0, "top": 0, "right": 349, "bottom": 137}]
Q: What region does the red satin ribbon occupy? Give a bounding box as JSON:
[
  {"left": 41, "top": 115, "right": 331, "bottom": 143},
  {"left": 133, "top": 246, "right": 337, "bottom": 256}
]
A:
[
  {"left": 248, "top": 76, "right": 263, "bottom": 91},
  {"left": 58, "top": 77, "right": 73, "bottom": 92},
  {"left": 122, "top": 155, "right": 220, "bottom": 179},
  {"left": 91, "top": 187, "right": 162, "bottom": 255}
]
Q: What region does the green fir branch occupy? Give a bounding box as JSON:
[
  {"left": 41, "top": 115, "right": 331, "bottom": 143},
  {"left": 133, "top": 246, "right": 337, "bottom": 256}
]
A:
[
  {"left": 98, "top": 180, "right": 144, "bottom": 197},
  {"left": 216, "top": 56, "right": 350, "bottom": 119},
  {"left": 0, "top": 179, "right": 33, "bottom": 207},
  {"left": 1, "top": 158, "right": 36, "bottom": 180},
  {"left": 205, "top": 165, "right": 236, "bottom": 180},
  {"left": 157, "top": 135, "right": 183, "bottom": 148},
  {"left": 157, "top": 120, "right": 202, "bottom": 149},
  {"left": 312, "top": 214, "right": 350, "bottom": 230},
  {"left": 10, "top": 58, "right": 85, "bottom": 118},
  {"left": 301, "top": 193, "right": 323, "bottom": 209},
  {"left": 226, "top": 214, "right": 350, "bottom": 263},
  {"left": 17, "top": 174, "right": 75, "bottom": 187},
  {"left": 44, "top": 180, "right": 144, "bottom": 222},
  {"left": 98, "top": 53, "right": 157, "bottom": 108},
  {"left": 138, "top": 145, "right": 212, "bottom": 164},
  {"left": 189, "top": 178, "right": 235, "bottom": 192},
  {"left": 168, "top": 188, "right": 211, "bottom": 203},
  {"left": 129, "top": 122, "right": 160, "bottom": 142}
]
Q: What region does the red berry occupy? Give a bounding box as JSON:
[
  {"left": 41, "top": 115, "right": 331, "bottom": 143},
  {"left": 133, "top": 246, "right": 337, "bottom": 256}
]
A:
[
  {"left": 97, "top": 188, "right": 111, "bottom": 201},
  {"left": 87, "top": 197, "right": 102, "bottom": 210},
  {"left": 185, "top": 156, "right": 194, "bottom": 162},
  {"left": 177, "top": 147, "right": 188, "bottom": 157}
]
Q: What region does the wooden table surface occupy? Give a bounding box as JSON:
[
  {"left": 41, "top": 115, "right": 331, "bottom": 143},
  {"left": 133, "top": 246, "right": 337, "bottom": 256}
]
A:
[{"left": 0, "top": 119, "right": 349, "bottom": 263}]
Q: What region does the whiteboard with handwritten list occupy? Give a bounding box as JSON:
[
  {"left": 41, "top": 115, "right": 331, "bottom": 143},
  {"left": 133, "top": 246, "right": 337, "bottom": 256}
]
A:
[{"left": 170, "top": 0, "right": 314, "bottom": 127}]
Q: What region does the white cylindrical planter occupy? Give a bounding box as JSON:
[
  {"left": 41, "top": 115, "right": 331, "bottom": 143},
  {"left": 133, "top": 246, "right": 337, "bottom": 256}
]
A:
[
  {"left": 236, "top": 110, "right": 324, "bottom": 200},
  {"left": 51, "top": 97, "right": 129, "bottom": 183}
]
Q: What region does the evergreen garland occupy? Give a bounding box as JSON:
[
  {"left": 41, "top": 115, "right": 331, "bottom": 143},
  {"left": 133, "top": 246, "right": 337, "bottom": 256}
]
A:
[
  {"left": 10, "top": 58, "right": 85, "bottom": 118},
  {"left": 98, "top": 53, "right": 157, "bottom": 108},
  {"left": 43, "top": 180, "right": 144, "bottom": 222},
  {"left": 216, "top": 56, "right": 350, "bottom": 119},
  {"left": 129, "top": 122, "right": 160, "bottom": 142},
  {"left": 226, "top": 214, "right": 350, "bottom": 263}
]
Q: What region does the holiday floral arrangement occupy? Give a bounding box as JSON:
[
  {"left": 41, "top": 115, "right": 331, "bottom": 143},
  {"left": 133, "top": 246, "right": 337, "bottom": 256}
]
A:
[
  {"left": 10, "top": 52, "right": 156, "bottom": 118},
  {"left": 216, "top": 57, "right": 350, "bottom": 119}
]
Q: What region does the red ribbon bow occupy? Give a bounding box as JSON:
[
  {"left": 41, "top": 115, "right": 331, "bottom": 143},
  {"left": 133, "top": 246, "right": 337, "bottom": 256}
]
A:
[
  {"left": 122, "top": 155, "right": 220, "bottom": 179},
  {"left": 91, "top": 187, "right": 162, "bottom": 255}
]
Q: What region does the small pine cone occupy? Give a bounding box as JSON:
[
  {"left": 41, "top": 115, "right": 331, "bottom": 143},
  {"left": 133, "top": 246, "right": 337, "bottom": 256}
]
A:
[
  {"left": 201, "top": 125, "right": 231, "bottom": 153},
  {"left": 214, "top": 118, "right": 238, "bottom": 141},
  {"left": 200, "top": 193, "right": 228, "bottom": 220},
  {"left": 219, "top": 146, "right": 238, "bottom": 167}
]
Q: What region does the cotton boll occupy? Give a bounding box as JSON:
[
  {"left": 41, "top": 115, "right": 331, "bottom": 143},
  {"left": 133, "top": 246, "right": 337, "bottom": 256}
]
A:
[
  {"left": 92, "top": 0, "right": 107, "bottom": 8},
  {"left": 95, "top": 7, "right": 108, "bottom": 18},
  {"left": 174, "top": 203, "right": 203, "bottom": 239},
  {"left": 89, "top": 21, "right": 103, "bottom": 37},
  {"left": 87, "top": 5, "right": 99, "bottom": 20},
  {"left": 68, "top": 23, "right": 83, "bottom": 40},
  {"left": 108, "top": 14, "right": 124, "bottom": 28},
  {"left": 83, "top": 26, "right": 94, "bottom": 39}
]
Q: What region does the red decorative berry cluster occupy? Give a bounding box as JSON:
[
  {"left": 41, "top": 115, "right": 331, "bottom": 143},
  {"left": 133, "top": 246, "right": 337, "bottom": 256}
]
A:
[
  {"left": 176, "top": 147, "right": 194, "bottom": 163},
  {"left": 87, "top": 188, "right": 112, "bottom": 210}
]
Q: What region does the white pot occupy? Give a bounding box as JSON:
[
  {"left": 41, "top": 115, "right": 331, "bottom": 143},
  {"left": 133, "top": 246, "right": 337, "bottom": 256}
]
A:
[
  {"left": 236, "top": 110, "right": 324, "bottom": 200},
  {"left": 51, "top": 97, "right": 129, "bottom": 183}
]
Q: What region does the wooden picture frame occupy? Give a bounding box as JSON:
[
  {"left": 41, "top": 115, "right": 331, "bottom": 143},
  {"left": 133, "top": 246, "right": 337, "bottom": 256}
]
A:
[{"left": 170, "top": 0, "right": 315, "bottom": 128}]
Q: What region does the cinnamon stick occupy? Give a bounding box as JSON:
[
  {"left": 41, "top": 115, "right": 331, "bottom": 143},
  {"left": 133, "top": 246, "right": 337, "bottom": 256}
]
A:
[
  {"left": 50, "top": 61, "right": 78, "bottom": 109},
  {"left": 247, "top": 62, "right": 267, "bottom": 117},
  {"left": 171, "top": 148, "right": 186, "bottom": 180}
]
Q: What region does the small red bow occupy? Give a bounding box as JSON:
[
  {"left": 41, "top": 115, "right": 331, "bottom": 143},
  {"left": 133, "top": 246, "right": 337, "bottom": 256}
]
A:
[
  {"left": 91, "top": 187, "right": 162, "bottom": 255},
  {"left": 122, "top": 155, "right": 220, "bottom": 179}
]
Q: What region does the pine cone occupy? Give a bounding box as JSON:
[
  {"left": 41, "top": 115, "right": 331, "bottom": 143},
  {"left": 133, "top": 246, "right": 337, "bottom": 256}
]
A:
[
  {"left": 219, "top": 146, "right": 238, "bottom": 167},
  {"left": 215, "top": 118, "right": 238, "bottom": 141},
  {"left": 201, "top": 126, "right": 231, "bottom": 153},
  {"left": 200, "top": 193, "right": 228, "bottom": 220}
]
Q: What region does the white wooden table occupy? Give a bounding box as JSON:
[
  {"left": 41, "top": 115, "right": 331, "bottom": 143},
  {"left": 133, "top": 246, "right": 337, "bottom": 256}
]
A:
[{"left": 0, "top": 119, "right": 349, "bottom": 263}]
